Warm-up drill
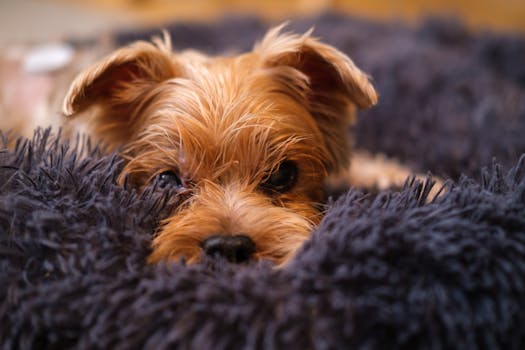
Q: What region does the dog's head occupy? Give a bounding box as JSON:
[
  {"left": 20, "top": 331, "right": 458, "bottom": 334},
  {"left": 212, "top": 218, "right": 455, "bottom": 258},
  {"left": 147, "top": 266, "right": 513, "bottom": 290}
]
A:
[{"left": 63, "top": 25, "right": 377, "bottom": 265}]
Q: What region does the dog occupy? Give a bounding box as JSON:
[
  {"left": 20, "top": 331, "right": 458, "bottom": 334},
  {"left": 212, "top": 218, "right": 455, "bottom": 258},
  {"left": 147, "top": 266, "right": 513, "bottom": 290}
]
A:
[{"left": 61, "top": 25, "right": 435, "bottom": 266}]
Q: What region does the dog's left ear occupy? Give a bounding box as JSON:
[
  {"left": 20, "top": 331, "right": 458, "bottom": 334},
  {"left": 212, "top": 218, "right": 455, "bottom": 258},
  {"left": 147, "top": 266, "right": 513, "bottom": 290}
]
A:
[{"left": 256, "top": 25, "right": 378, "bottom": 170}]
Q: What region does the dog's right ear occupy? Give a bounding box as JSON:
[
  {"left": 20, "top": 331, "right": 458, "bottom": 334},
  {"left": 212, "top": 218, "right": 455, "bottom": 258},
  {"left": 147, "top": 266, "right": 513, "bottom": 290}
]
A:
[{"left": 62, "top": 34, "right": 180, "bottom": 146}]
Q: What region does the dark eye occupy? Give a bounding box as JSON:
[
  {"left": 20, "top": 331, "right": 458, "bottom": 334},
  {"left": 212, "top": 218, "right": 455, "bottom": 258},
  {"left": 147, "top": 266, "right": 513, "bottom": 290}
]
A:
[
  {"left": 260, "top": 160, "right": 298, "bottom": 193},
  {"left": 157, "top": 170, "right": 184, "bottom": 190}
]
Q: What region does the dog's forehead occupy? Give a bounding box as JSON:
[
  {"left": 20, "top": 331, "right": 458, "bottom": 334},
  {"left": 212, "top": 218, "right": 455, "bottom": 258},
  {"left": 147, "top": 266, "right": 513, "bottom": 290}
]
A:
[
  {"left": 164, "top": 97, "right": 316, "bottom": 176},
  {"left": 138, "top": 52, "right": 326, "bottom": 179},
  {"left": 151, "top": 80, "right": 316, "bottom": 176},
  {"left": 163, "top": 53, "right": 316, "bottom": 137}
]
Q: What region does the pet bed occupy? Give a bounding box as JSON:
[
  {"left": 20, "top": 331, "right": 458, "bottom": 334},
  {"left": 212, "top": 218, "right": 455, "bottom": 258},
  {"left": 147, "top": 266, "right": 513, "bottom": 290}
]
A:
[{"left": 1, "top": 13, "right": 525, "bottom": 349}]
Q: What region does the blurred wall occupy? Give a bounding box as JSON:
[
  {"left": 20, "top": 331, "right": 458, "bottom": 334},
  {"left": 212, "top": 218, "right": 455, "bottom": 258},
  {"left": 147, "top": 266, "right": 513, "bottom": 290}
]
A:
[
  {"left": 0, "top": 0, "right": 523, "bottom": 45},
  {"left": 69, "top": 0, "right": 525, "bottom": 32}
]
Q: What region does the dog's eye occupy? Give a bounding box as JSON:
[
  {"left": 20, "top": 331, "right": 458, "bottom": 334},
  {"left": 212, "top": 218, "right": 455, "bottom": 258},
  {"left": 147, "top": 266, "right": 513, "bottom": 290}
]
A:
[
  {"left": 261, "top": 160, "right": 298, "bottom": 193},
  {"left": 157, "top": 170, "right": 184, "bottom": 190}
]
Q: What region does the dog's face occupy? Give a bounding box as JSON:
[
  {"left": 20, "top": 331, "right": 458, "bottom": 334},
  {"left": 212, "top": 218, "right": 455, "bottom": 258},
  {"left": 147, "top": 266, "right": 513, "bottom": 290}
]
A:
[{"left": 63, "top": 26, "right": 377, "bottom": 265}]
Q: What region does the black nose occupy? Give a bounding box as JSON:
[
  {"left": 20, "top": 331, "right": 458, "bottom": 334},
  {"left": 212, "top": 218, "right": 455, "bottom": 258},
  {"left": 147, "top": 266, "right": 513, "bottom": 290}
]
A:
[{"left": 201, "top": 235, "right": 255, "bottom": 263}]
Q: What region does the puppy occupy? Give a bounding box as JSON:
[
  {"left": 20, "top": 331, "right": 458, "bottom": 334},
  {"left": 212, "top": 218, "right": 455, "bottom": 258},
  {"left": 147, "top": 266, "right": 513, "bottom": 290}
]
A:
[{"left": 62, "top": 25, "right": 419, "bottom": 266}]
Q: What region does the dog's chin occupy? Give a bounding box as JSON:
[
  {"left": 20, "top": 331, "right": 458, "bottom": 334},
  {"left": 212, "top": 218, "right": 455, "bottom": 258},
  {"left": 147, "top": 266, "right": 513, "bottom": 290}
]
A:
[
  {"left": 147, "top": 223, "right": 316, "bottom": 266},
  {"left": 147, "top": 203, "right": 318, "bottom": 266}
]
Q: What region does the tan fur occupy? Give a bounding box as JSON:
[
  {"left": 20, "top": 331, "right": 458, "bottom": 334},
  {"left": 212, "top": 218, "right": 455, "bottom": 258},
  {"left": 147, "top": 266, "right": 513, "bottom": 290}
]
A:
[
  {"left": 61, "top": 25, "right": 430, "bottom": 266},
  {"left": 348, "top": 151, "right": 443, "bottom": 196}
]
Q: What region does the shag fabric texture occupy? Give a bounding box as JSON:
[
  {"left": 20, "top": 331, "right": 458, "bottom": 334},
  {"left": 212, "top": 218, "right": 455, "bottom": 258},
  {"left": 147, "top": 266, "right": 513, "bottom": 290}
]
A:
[{"left": 2, "top": 14, "right": 525, "bottom": 349}]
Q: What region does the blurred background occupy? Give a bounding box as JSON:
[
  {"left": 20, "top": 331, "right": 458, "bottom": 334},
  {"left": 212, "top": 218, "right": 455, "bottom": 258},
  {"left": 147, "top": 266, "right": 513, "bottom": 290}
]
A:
[{"left": 0, "top": 0, "right": 524, "bottom": 45}]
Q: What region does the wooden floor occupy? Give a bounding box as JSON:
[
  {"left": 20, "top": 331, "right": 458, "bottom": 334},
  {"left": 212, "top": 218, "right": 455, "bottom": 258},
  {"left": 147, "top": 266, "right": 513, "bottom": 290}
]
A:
[{"left": 62, "top": 0, "right": 525, "bottom": 33}]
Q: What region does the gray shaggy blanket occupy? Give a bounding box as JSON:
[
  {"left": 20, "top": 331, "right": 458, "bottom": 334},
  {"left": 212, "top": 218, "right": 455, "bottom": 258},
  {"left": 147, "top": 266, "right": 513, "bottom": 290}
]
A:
[{"left": 2, "top": 14, "right": 525, "bottom": 349}]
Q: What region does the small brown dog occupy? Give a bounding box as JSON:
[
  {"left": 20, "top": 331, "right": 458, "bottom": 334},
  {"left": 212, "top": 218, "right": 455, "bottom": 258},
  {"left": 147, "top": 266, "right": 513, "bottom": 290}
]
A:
[{"left": 62, "top": 25, "right": 422, "bottom": 266}]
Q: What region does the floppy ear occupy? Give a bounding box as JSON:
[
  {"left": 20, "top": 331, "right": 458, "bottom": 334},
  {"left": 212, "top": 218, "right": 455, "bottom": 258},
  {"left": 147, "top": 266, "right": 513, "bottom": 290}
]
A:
[
  {"left": 255, "top": 25, "right": 378, "bottom": 170},
  {"left": 62, "top": 33, "right": 181, "bottom": 147}
]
